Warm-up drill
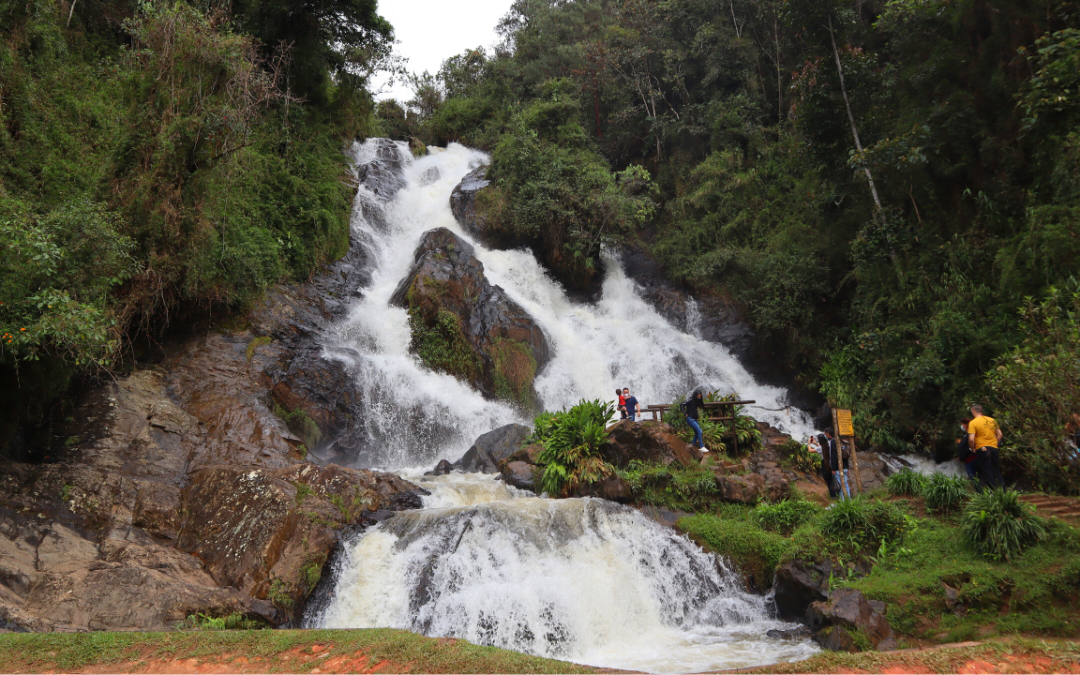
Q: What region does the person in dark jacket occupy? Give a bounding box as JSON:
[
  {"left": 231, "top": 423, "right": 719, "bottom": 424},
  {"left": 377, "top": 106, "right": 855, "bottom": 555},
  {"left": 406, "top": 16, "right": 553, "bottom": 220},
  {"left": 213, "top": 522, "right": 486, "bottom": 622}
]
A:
[
  {"left": 818, "top": 430, "right": 838, "bottom": 498},
  {"left": 683, "top": 391, "right": 707, "bottom": 451},
  {"left": 956, "top": 418, "right": 979, "bottom": 486}
]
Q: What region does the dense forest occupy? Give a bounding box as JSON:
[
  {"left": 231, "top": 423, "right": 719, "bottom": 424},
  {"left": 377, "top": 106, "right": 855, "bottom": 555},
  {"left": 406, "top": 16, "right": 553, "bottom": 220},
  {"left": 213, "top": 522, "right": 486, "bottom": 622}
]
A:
[
  {"left": 384, "top": 0, "right": 1080, "bottom": 491},
  {"left": 0, "top": 0, "right": 394, "bottom": 451},
  {"left": 2, "top": 0, "right": 1079, "bottom": 491}
]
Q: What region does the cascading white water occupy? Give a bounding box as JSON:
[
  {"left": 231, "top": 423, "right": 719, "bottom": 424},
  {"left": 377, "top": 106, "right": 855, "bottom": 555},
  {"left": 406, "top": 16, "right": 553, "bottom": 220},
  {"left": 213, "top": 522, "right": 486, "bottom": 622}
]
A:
[
  {"left": 310, "top": 139, "right": 822, "bottom": 672},
  {"left": 327, "top": 139, "right": 815, "bottom": 468},
  {"left": 309, "top": 476, "right": 819, "bottom": 673}
]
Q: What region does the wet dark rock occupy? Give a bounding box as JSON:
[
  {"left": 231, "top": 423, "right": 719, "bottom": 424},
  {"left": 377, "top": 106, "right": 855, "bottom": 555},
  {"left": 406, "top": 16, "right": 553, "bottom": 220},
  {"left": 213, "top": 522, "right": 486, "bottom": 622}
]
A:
[
  {"left": 603, "top": 420, "right": 702, "bottom": 469},
  {"left": 806, "top": 588, "right": 898, "bottom": 651},
  {"left": 572, "top": 474, "right": 634, "bottom": 503},
  {"left": 815, "top": 625, "right": 858, "bottom": 652},
  {"left": 767, "top": 626, "right": 812, "bottom": 640},
  {"left": 390, "top": 228, "right": 550, "bottom": 404},
  {"left": 636, "top": 505, "right": 692, "bottom": 528},
  {"left": 427, "top": 459, "right": 455, "bottom": 476},
  {"left": 503, "top": 461, "right": 536, "bottom": 491},
  {"left": 456, "top": 423, "right": 531, "bottom": 474},
  {"left": 450, "top": 164, "right": 504, "bottom": 246},
  {"left": 773, "top": 559, "right": 840, "bottom": 620}
]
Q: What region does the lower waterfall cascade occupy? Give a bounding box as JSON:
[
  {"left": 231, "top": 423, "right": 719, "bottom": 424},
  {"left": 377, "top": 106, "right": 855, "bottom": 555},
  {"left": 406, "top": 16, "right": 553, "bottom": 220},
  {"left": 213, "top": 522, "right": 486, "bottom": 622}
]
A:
[{"left": 306, "top": 139, "right": 823, "bottom": 672}]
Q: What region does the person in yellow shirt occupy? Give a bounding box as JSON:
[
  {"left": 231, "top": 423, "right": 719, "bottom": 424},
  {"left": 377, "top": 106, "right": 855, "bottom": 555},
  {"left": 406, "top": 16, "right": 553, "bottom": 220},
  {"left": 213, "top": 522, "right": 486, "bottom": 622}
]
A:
[{"left": 968, "top": 403, "right": 1003, "bottom": 487}]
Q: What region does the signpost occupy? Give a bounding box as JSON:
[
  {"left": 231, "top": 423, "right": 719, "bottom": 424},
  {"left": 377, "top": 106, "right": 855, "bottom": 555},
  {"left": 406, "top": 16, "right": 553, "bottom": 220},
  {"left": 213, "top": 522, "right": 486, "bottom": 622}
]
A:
[{"left": 831, "top": 407, "right": 863, "bottom": 494}]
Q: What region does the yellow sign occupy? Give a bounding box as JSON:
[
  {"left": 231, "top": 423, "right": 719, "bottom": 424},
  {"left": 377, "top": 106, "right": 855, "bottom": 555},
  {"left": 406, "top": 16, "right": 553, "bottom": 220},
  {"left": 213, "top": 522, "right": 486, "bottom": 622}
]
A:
[{"left": 836, "top": 409, "right": 855, "bottom": 437}]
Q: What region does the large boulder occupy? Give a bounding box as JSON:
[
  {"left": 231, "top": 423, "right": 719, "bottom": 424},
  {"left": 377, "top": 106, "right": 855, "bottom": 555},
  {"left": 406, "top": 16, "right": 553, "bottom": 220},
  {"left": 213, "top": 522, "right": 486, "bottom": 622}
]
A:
[
  {"left": 177, "top": 463, "right": 422, "bottom": 612},
  {"left": 772, "top": 559, "right": 838, "bottom": 620},
  {"left": 603, "top": 420, "right": 702, "bottom": 468},
  {"left": 714, "top": 473, "right": 767, "bottom": 504},
  {"left": 806, "top": 588, "right": 898, "bottom": 651},
  {"left": 573, "top": 474, "right": 634, "bottom": 502},
  {"left": 456, "top": 424, "right": 532, "bottom": 474},
  {"left": 389, "top": 228, "right": 550, "bottom": 406},
  {"left": 450, "top": 164, "right": 507, "bottom": 247}
]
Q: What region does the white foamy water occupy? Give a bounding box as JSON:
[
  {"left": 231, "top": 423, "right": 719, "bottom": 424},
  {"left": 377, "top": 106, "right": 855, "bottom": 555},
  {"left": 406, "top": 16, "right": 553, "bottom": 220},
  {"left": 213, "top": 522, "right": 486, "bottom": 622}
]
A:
[
  {"left": 326, "top": 139, "right": 814, "bottom": 468},
  {"left": 308, "top": 139, "right": 823, "bottom": 673},
  {"left": 308, "top": 474, "right": 818, "bottom": 673}
]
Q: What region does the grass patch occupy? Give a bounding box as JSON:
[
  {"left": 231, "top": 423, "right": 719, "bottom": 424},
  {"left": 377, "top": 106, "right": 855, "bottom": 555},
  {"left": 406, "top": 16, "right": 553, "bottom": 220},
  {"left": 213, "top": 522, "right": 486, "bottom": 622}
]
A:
[
  {"left": 746, "top": 637, "right": 1080, "bottom": 673},
  {"left": 489, "top": 338, "right": 537, "bottom": 408},
  {"left": 618, "top": 460, "right": 724, "bottom": 512},
  {"left": 0, "top": 629, "right": 597, "bottom": 673},
  {"left": 275, "top": 405, "right": 323, "bottom": 451},
  {"left": 679, "top": 513, "right": 798, "bottom": 588}
]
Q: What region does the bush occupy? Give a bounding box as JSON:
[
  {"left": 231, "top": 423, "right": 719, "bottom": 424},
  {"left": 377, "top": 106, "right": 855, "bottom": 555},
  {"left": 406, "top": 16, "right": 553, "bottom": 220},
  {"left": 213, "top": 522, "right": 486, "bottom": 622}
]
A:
[
  {"left": 962, "top": 489, "right": 1048, "bottom": 561},
  {"left": 820, "top": 497, "right": 910, "bottom": 550},
  {"left": 923, "top": 473, "right": 971, "bottom": 513},
  {"left": 753, "top": 499, "right": 820, "bottom": 535},
  {"left": 534, "top": 399, "right": 615, "bottom": 496},
  {"left": 886, "top": 468, "right": 928, "bottom": 496}
]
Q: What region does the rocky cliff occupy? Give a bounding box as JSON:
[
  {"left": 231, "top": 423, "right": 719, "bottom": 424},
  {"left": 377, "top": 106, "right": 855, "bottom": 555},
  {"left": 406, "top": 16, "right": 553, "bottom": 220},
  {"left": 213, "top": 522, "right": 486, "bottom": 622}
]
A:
[{"left": 0, "top": 140, "right": 428, "bottom": 632}]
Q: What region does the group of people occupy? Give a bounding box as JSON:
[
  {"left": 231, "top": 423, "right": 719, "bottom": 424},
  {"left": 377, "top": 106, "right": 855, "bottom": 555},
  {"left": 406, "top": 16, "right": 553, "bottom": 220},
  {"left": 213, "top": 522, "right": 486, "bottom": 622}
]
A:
[
  {"left": 956, "top": 403, "right": 1004, "bottom": 490},
  {"left": 615, "top": 388, "right": 710, "bottom": 453},
  {"left": 808, "top": 430, "right": 854, "bottom": 500}
]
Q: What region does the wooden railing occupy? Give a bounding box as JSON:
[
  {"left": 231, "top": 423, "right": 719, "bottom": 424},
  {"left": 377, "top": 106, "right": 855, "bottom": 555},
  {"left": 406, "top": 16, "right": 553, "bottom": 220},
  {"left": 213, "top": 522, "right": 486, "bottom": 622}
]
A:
[{"left": 638, "top": 399, "right": 756, "bottom": 455}]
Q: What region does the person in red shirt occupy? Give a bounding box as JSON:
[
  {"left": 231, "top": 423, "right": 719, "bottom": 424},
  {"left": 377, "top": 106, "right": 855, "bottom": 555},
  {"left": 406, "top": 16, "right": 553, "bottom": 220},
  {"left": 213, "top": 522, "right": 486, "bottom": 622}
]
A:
[{"left": 617, "top": 388, "right": 627, "bottom": 419}]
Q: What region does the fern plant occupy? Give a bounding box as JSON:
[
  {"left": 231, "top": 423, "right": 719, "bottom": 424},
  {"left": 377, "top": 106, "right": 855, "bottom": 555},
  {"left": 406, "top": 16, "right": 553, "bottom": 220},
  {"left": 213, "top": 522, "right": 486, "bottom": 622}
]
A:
[
  {"left": 961, "top": 489, "right": 1047, "bottom": 561},
  {"left": 534, "top": 399, "right": 616, "bottom": 496}
]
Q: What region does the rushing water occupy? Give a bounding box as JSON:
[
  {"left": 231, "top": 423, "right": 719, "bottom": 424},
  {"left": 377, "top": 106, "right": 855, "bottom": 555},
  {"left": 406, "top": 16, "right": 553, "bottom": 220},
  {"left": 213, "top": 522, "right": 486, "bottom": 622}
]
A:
[{"left": 307, "top": 139, "right": 821, "bottom": 672}]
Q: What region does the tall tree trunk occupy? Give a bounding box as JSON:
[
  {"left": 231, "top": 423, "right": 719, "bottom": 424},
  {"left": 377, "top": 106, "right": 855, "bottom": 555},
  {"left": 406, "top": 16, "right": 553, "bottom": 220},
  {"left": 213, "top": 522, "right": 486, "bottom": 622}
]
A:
[
  {"left": 66, "top": 0, "right": 77, "bottom": 27},
  {"left": 827, "top": 12, "right": 883, "bottom": 214}
]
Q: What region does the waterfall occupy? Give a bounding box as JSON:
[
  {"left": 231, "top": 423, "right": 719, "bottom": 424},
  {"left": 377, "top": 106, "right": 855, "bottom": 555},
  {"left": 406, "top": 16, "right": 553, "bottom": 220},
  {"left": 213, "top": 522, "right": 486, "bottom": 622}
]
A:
[
  {"left": 308, "top": 139, "right": 822, "bottom": 672},
  {"left": 307, "top": 477, "right": 819, "bottom": 673},
  {"left": 325, "top": 139, "right": 815, "bottom": 469}
]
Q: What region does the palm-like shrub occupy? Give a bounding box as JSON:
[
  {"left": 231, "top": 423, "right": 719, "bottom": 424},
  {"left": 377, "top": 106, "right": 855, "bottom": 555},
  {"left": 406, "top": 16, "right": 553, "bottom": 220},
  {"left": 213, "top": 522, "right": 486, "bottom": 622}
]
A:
[
  {"left": 534, "top": 399, "right": 615, "bottom": 496},
  {"left": 886, "top": 468, "right": 928, "bottom": 496},
  {"left": 961, "top": 489, "right": 1047, "bottom": 561},
  {"left": 922, "top": 473, "right": 971, "bottom": 513}
]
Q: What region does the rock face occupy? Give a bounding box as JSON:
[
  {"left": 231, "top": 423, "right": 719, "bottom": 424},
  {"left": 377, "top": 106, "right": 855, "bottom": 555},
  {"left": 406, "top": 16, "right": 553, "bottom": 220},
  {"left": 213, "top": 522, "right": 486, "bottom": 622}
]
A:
[
  {"left": 449, "top": 164, "right": 501, "bottom": 246},
  {"left": 390, "top": 228, "right": 550, "bottom": 406},
  {"left": 603, "top": 420, "right": 702, "bottom": 468},
  {"left": 773, "top": 559, "right": 841, "bottom": 620},
  {"left": 456, "top": 424, "right": 531, "bottom": 474},
  {"left": 806, "top": 588, "right": 898, "bottom": 651},
  {"left": 0, "top": 139, "right": 431, "bottom": 632}
]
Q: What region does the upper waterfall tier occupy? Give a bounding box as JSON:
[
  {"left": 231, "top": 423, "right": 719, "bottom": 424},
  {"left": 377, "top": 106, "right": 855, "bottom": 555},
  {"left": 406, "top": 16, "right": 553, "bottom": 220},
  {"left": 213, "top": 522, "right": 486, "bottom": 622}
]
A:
[{"left": 324, "top": 139, "right": 815, "bottom": 470}]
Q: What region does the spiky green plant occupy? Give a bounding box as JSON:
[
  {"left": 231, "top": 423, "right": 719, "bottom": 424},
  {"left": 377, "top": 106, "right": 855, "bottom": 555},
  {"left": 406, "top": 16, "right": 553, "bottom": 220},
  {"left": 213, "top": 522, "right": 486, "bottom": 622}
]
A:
[
  {"left": 886, "top": 468, "right": 928, "bottom": 496},
  {"left": 753, "top": 499, "right": 820, "bottom": 535},
  {"left": 961, "top": 489, "right": 1047, "bottom": 561},
  {"left": 922, "top": 473, "right": 971, "bottom": 513},
  {"left": 534, "top": 399, "right": 615, "bottom": 496}
]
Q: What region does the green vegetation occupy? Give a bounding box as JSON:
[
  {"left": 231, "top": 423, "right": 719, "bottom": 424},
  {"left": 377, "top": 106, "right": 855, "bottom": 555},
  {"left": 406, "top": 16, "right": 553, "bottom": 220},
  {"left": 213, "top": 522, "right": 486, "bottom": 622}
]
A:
[
  {"left": 292, "top": 481, "right": 313, "bottom": 506},
  {"left": 961, "top": 489, "right": 1048, "bottom": 562},
  {"left": 245, "top": 336, "right": 273, "bottom": 361},
  {"left": 753, "top": 499, "right": 821, "bottom": 535},
  {"left": 490, "top": 337, "right": 537, "bottom": 408},
  {"left": 0, "top": 628, "right": 596, "bottom": 674},
  {"left": 987, "top": 287, "right": 1080, "bottom": 492},
  {"left": 178, "top": 613, "right": 267, "bottom": 631},
  {"left": 617, "top": 460, "right": 723, "bottom": 513},
  {"left": 820, "top": 496, "right": 911, "bottom": 551},
  {"left": 387, "top": 0, "right": 1080, "bottom": 486},
  {"left": 275, "top": 405, "right": 323, "bottom": 451},
  {"left": 530, "top": 399, "right": 614, "bottom": 496},
  {"left": 886, "top": 468, "right": 927, "bottom": 497},
  {"left": 921, "top": 474, "right": 971, "bottom": 514},
  {"left": 680, "top": 513, "right": 807, "bottom": 588},
  {"left": 1, "top": 0, "right": 391, "bottom": 454}
]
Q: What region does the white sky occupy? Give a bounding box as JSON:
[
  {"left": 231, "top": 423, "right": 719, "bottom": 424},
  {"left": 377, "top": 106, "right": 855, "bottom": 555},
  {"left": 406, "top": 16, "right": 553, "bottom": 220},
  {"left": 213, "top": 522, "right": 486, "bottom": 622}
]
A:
[{"left": 372, "top": 0, "right": 515, "bottom": 102}]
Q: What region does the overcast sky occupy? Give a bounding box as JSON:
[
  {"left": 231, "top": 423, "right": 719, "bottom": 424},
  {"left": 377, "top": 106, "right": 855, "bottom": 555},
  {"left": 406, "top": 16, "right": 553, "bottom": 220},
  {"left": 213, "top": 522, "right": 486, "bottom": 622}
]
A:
[{"left": 372, "top": 0, "right": 515, "bottom": 102}]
